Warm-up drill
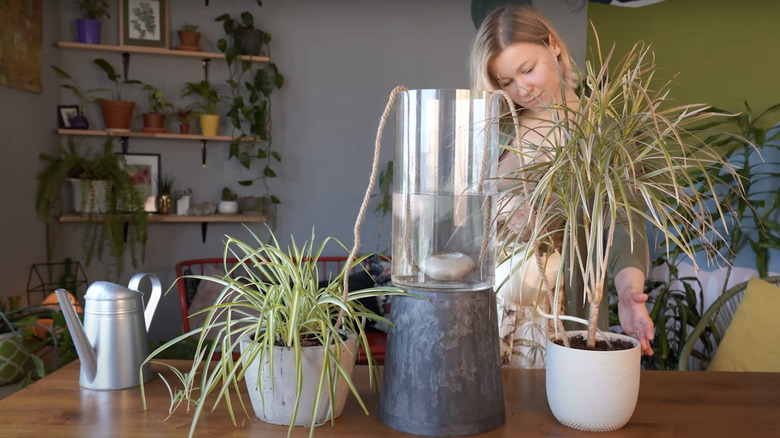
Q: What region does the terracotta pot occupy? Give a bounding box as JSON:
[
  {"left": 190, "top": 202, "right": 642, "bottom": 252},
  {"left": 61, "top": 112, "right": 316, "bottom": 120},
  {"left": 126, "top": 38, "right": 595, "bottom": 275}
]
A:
[
  {"left": 177, "top": 31, "right": 201, "bottom": 49},
  {"left": 142, "top": 113, "right": 166, "bottom": 133},
  {"left": 179, "top": 123, "right": 191, "bottom": 134},
  {"left": 99, "top": 100, "right": 135, "bottom": 131}
]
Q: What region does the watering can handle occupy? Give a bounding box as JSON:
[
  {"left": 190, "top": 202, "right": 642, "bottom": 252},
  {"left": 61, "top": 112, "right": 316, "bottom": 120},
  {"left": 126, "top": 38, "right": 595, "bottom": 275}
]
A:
[{"left": 128, "top": 273, "right": 162, "bottom": 332}]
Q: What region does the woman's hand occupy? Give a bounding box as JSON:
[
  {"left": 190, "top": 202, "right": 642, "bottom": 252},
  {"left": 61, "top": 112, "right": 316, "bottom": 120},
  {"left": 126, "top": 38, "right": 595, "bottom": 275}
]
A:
[{"left": 614, "top": 267, "right": 654, "bottom": 356}]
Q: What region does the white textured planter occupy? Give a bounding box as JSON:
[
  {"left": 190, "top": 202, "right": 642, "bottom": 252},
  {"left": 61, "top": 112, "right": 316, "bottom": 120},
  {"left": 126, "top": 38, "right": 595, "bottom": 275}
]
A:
[
  {"left": 218, "top": 200, "right": 238, "bottom": 214},
  {"left": 239, "top": 332, "right": 358, "bottom": 427},
  {"left": 545, "top": 330, "right": 641, "bottom": 432},
  {"left": 67, "top": 178, "right": 108, "bottom": 214}
]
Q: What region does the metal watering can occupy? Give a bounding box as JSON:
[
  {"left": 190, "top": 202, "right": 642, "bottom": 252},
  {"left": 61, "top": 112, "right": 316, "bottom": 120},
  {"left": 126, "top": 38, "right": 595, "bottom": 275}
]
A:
[{"left": 56, "top": 273, "right": 161, "bottom": 390}]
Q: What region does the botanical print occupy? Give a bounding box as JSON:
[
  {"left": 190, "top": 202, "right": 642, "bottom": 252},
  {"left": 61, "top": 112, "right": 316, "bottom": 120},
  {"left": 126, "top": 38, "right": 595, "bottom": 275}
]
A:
[
  {"left": 128, "top": 0, "right": 160, "bottom": 41},
  {"left": 0, "top": 0, "right": 43, "bottom": 93}
]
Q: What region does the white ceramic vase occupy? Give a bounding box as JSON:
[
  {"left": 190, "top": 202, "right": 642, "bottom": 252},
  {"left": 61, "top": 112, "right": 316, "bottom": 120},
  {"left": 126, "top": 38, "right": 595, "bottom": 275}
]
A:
[
  {"left": 218, "top": 200, "right": 238, "bottom": 214},
  {"left": 239, "top": 332, "right": 358, "bottom": 427},
  {"left": 545, "top": 330, "right": 641, "bottom": 432}
]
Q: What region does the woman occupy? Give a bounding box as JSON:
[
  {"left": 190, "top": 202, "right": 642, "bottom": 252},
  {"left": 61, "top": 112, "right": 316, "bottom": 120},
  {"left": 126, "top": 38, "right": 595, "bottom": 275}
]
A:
[{"left": 469, "top": 4, "right": 654, "bottom": 367}]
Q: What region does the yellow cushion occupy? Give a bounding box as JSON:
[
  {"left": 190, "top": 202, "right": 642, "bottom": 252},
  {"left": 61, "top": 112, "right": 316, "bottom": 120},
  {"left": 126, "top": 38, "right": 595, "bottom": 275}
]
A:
[{"left": 709, "top": 277, "right": 780, "bottom": 372}]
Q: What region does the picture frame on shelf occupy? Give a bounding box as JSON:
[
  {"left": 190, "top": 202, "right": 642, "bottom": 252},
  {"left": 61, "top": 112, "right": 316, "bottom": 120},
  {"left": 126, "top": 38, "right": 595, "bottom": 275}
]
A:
[
  {"left": 118, "top": 153, "right": 160, "bottom": 212},
  {"left": 57, "top": 105, "right": 80, "bottom": 129},
  {"left": 119, "top": 0, "right": 170, "bottom": 49}
]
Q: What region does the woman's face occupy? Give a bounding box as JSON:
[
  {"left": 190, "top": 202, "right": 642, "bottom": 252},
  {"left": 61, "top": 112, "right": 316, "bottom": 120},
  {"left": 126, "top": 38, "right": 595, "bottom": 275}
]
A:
[{"left": 489, "top": 39, "right": 563, "bottom": 110}]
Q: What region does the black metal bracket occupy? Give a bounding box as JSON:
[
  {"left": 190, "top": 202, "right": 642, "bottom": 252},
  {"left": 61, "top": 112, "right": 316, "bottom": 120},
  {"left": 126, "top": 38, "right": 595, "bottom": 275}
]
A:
[
  {"left": 201, "top": 222, "right": 208, "bottom": 242},
  {"left": 201, "top": 139, "right": 208, "bottom": 166},
  {"left": 122, "top": 52, "right": 130, "bottom": 81},
  {"left": 121, "top": 136, "right": 129, "bottom": 153},
  {"left": 202, "top": 58, "right": 210, "bottom": 82},
  {"left": 123, "top": 221, "right": 129, "bottom": 243}
]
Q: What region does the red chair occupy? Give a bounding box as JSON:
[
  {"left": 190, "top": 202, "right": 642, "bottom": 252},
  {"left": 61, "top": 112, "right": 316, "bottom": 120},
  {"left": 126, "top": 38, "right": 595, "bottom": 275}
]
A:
[{"left": 175, "top": 256, "right": 387, "bottom": 364}]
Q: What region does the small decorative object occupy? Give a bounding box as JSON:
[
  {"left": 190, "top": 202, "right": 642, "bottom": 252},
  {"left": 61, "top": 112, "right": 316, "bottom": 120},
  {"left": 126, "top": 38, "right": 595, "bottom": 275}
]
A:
[
  {"left": 182, "top": 80, "right": 221, "bottom": 136},
  {"left": 155, "top": 174, "right": 175, "bottom": 215},
  {"left": 176, "top": 23, "right": 201, "bottom": 51},
  {"left": 76, "top": 0, "right": 109, "bottom": 44},
  {"left": 118, "top": 153, "right": 160, "bottom": 213},
  {"left": 141, "top": 84, "right": 173, "bottom": 133},
  {"left": 173, "top": 188, "right": 192, "bottom": 216},
  {"left": 188, "top": 201, "right": 216, "bottom": 216},
  {"left": 218, "top": 186, "right": 238, "bottom": 214},
  {"left": 119, "top": 0, "right": 169, "bottom": 49},
  {"left": 93, "top": 58, "right": 142, "bottom": 131},
  {"left": 57, "top": 105, "right": 81, "bottom": 129}
]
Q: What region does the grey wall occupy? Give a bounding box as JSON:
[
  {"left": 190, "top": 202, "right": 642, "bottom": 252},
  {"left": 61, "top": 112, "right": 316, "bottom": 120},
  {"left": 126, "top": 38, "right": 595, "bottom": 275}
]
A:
[{"left": 0, "top": 0, "right": 587, "bottom": 341}]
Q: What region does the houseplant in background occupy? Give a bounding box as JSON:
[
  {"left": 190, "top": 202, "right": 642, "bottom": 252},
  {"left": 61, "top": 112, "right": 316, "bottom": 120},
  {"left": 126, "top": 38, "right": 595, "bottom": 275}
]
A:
[
  {"left": 215, "top": 6, "right": 285, "bottom": 207},
  {"left": 75, "top": 0, "right": 109, "bottom": 44},
  {"left": 217, "top": 186, "right": 238, "bottom": 214},
  {"left": 182, "top": 80, "right": 221, "bottom": 136},
  {"left": 141, "top": 228, "right": 407, "bottom": 437},
  {"left": 500, "top": 35, "right": 744, "bottom": 431},
  {"left": 173, "top": 106, "right": 198, "bottom": 134},
  {"left": 141, "top": 84, "right": 173, "bottom": 133},
  {"left": 50, "top": 65, "right": 96, "bottom": 130},
  {"left": 93, "top": 58, "right": 142, "bottom": 131},
  {"left": 176, "top": 23, "right": 201, "bottom": 51},
  {"left": 35, "top": 138, "right": 148, "bottom": 280}
]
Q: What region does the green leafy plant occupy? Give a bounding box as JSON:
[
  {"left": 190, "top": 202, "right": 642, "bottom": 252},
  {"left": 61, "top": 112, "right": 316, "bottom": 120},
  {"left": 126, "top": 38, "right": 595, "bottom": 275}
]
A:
[
  {"left": 174, "top": 106, "right": 199, "bottom": 124},
  {"left": 142, "top": 84, "right": 174, "bottom": 114},
  {"left": 50, "top": 65, "right": 100, "bottom": 113},
  {"left": 500, "top": 34, "right": 745, "bottom": 349},
  {"left": 35, "top": 138, "right": 148, "bottom": 280},
  {"left": 78, "top": 0, "right": 110, "bottom": 20},
  {"left": 181, "top": 80, "right": 221, "bottom": 115},
  {"left": 141, "top": 227, "right": 407, "bottom": 437},
  {"left": 93, "top": 58, "right": 142, "bottom": 101},
  {"left": 221, "top": 186, "right": 238, "bottom": 201},
  {"left": 215, "top": 6, "right": 285, "bottom": 204},
  {"left": 155, "top": 174, "right": 176, "bottom": 196},
  {"left": 179, "top": 23, "right": 199, "bottom": 32}
]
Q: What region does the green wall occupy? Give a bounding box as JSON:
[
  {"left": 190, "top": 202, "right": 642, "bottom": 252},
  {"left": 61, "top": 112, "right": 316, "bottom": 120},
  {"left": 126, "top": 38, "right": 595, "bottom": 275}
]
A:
[{"left": 588, "top": 0, "right": 780, "bottom": 127}]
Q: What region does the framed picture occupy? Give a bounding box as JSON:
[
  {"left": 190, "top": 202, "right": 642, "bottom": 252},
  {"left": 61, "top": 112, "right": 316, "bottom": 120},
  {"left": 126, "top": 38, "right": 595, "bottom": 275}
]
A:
[
  {"left": 57, "top": 105, "right": 80, "bottom": 129},
  {"left": 119, "top": 153, "right": 160, "bottom": 212},
  {"left": 119, "top": 0, "right": 169, "bottom": 49}
]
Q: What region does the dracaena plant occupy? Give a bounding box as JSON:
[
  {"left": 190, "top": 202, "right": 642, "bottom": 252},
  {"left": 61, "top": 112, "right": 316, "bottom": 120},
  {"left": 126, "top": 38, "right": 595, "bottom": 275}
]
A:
[{"left": 499, "top": 31, "right": 747, "bottom": 349}]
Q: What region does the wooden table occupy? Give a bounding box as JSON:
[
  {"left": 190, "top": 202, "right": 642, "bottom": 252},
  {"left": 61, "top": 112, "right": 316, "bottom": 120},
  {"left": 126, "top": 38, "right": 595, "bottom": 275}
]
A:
[{"left": 0, "top": 360, "right": 778, "bottom": 437}]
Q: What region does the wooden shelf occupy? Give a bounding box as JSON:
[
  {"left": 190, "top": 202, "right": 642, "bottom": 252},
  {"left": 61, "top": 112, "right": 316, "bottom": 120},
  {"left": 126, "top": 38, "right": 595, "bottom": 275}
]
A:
[
  {"left": 59, "top": 214, "right": 266, "bottom": 223},
  {"left": 56, "top": 41, "right": 270, "bottom": 63},
  {"left": 57, "top": 129, "right": 255, "bottom": 142}
]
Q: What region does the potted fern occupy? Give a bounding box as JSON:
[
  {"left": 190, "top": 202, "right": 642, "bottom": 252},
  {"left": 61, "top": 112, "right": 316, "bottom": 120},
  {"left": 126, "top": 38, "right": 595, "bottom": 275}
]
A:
[
  {"left": 176, "top": 23, "right": 201, "bottom": 50},
  {"left": 142, "top": 228, "right": 407, "bottom": 437},
  {"left": 499, "top": 36, "right": 744, "bottom": 431}
]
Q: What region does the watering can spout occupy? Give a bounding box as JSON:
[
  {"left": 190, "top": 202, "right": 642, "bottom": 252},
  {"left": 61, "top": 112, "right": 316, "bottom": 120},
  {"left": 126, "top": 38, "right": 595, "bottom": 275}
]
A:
[{"left": 55, "top": 288, "right": 97, "bottom": 382}]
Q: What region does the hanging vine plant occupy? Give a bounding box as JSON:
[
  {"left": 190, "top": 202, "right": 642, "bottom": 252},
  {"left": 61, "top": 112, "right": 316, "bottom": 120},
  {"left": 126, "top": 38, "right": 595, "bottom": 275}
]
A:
[{"left": 216, "top": 5, "right": 285, "bottom": 206}]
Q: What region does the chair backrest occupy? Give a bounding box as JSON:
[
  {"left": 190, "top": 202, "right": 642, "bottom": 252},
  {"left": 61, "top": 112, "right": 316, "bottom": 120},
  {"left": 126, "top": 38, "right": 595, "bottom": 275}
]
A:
[
  {"left": 678, "top": 275, "right": 780, "bottom": 370},
  {"left": 175, "top": 256, "right": 356, "bottom": 332}
]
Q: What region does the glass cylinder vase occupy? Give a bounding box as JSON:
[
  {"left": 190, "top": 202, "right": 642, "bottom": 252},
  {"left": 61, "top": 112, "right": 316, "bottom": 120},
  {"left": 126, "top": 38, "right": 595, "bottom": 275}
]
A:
[{"left": 391, "top": 89, "right": 499, "bottom": 291}]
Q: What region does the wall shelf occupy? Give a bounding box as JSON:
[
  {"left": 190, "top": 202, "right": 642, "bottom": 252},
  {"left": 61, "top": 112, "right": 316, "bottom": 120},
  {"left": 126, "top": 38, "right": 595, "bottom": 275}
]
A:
[
  {"left": 59, "top": 214, "right": 265, "bottom": 223},
  {"left": 56, "top": 41, "right": 270, "bottom": 63},
  {"left": 57, "top": 129, "right": 254, "bottom": 143}
]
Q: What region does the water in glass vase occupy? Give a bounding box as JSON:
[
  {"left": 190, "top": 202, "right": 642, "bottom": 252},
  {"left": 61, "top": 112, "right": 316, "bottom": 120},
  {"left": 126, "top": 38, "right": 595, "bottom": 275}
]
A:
[{"left": 392, "top": 192, "right": 496, "bottom": 291}]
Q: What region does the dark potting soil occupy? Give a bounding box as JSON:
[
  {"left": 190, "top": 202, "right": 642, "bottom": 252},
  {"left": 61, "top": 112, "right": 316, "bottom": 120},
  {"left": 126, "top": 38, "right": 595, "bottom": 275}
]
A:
[{"left": 555, "top": 334, "right": 635, "bottom": 351}]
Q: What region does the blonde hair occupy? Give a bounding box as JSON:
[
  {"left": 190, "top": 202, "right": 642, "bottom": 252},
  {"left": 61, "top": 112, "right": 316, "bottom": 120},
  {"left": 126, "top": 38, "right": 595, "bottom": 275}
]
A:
[{"left": 469, "top": 4, "right": 579, "bottom": 93}]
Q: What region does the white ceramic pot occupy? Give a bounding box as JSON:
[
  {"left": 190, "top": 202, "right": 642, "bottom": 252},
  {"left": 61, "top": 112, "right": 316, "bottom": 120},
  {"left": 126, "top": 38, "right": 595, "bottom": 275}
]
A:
[
  {"left": 545, "top": 330, "right": 641, "bottom": 432},
  {"left": 239, "top": 332, "right": 358, "bottom": 427},
  {"left": 67, "top": 178, "right": 108, "bottom": 214},
  {"left": 218, "top": 200, "right": 238, "bottom": 214}
]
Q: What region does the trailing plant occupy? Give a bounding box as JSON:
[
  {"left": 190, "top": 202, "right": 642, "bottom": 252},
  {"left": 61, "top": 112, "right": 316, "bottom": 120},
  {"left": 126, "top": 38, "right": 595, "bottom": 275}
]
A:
[
  {"left": 35, "top": 137, "right": 148, "bottom": 280},
  {"left": 181, "top": 80, "right": 221, "bottom": 115},
  {"left": 141, "top": 227, "right": 407, "bottom": 437},
  {"left": 93, "top": 58, "right": 142, "bottom": 101},
  {"left": 500, "top": 33, "right": 745, "bottom": 349},
  {"left": 215, "top": 6, "right": 285, "bottom": 204},
  {"left": 142, "top": 84, "right": 173, "bottom": 114},
  {"left": 78, "top": 0, "right": 110, "bottom": 20}
]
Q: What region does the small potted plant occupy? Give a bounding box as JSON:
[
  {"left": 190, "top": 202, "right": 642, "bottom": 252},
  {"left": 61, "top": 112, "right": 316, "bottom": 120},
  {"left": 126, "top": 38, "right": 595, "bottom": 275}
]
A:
[
  {"left": 76, "top": 0, "right": 110, "bottom": 44},
  {"left": 176, "top": 23, "right": 201, "bottom": 50},
  {"left": 155, "top": 174, "right": 176, "bottom": 215},
  {"left": 182, "top": 80, "right": 221, "bottom": 136},
  {"left": 141, "top": 84, "right": 173, "bottom": 133},
  {"left": 218, "top": 186, "right": 238, "bottom": 214},
  {"left": 173, "top": 106, "right": 198, "bottom": 134},
  {"left": 216, "top": 10, "right": 266, "bottom": 56},
  {"left": 142, "top": 228, "right": 408, "bottom": 436},
  {"left": 93, "top": 58, "right": 142, "bottom": 131}
]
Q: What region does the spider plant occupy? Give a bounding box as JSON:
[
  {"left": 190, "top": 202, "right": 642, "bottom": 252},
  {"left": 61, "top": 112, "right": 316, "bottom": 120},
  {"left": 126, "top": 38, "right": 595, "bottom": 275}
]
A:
[
  {"left": 499, "top": 30, "right": 747, "bottom": 349},
  {"left": 141, "top": 227, "right": 407, "bottom": 437}
]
